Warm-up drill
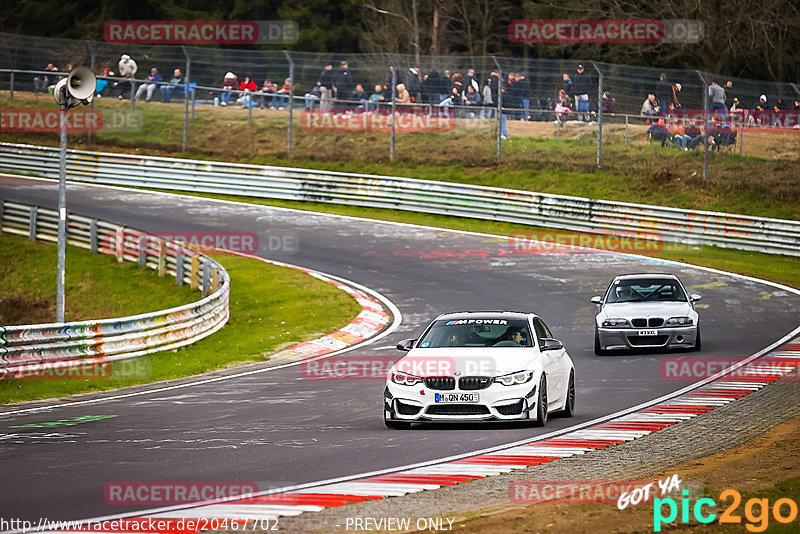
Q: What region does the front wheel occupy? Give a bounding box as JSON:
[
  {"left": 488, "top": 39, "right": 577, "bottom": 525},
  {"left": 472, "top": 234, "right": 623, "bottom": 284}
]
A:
[
  {"left": 554, "top": 371, "right": 575, "bottom": 418},
  {"left": 692, "top": 328, "right": 702, "bottom": 351},
  {"left": 534, "top": 374, "right": 548, "bottom": 427}
]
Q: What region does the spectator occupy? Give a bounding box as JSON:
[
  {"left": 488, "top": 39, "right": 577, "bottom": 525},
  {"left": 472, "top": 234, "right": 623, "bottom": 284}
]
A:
[
  {"left": 450, "top": 72, "right": 465, "bottom": 96},
  {"left": 367, "top": 84, "right": 384, "bottom": 112},
  {"left": 465, "top": 68, "right": 480, "bottom": 94},
  {"left": 554, "top": 89, "right": 573, "bottom": 124},
  {"left": 463, "top": 84, "right": 481, "bottom": 117},
  {"left": 116, "top": 54, "right": 137, "bottom": 100},
  {"left": 708, "top": 80, "right": 727, "bottom": 114},
  {"left": 161, "top": 68, "right": 183, "bottom": 103},
  {"left": 562, "top": 73, "right": 574, "bottom": 99},
  {"left": 421, "top": 68, "right": 443, "bottom": 104},
  {"left": 671, "top": 83, "right": 682, "bottom": 109},
  {"left": 641, "top": 94, "right": 660, "bottom": 117},
  {"left": 318, "top": 64, "right": 334, "bottom": 111},
  {"left": 219, "top": 72, "right": 237, "bottom": 106},
  {"left": 601, "top": 91, "right": 615, "bottom": 114},
  {"left": 725, "top": 80, "right": 736, "bottom": 109},
  {"left": 304, "top": 83, "right": 321, "bottom": 110},
  {"left": 333, "top": 61, "right": 352, "bottom": 109},
  {"left": 647, "top": 118, "right": 673, "bottom": 147},
  {"left": 794, "top": 99, "right": 800, "bottom": 111},
  {"left": 755, "top": 94, "right": 768, "bottom": 111},
  {"left": 33, "top": 63, "right": 58, "bottom": 94},
  {"left": 655, "top": 73, "right": 672, "bottom": 113},
  {"left": 502, "top": 73, "right": 518, "bottom": 119},
  {"left": 259, "top": 79, "right": 277, "bottom": 109},
  {"left": 387, "top": 65, "right": 403, "bottom": 99},
  {"left": 406, "top": 67, "right": 421, "bottom": 103},
  {"left": 515, "top": 73, "right": 532, "bottom": 121},
  {"left": 481, "top": 77, "right": 494, "bottom": 119},
  {"left": 94, "top": 67, "right": 112, "bottom": 97},
  {"left": 351, "top": 83, "right": 368, "bottom": 111},
  {"left": 134, "top": 67, "right": 162, "bottom": 102},
  {"left": 236, "top": 74, "right": 258, "bottom": 107},
  {"left": 275, "top": 78, "right": 291, "bottom": 109},
  {"left": 395, "top": 83, "right": 411, "bottom": 105},
  {"left": 572, "top": 64, "right": 592, "bottom": 121},
  {"left": 773, "top": 98, "right": 785, "bottom": 112}
]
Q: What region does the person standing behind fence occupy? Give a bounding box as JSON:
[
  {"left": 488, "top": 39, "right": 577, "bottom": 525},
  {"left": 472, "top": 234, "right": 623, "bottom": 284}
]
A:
[
  {"left": 708, "top": 80, "right": 727, "bottom": 115},
  {"left": 117, "top": 54, "right": 137, "bottom": 100},
  {"left": 406, "top": 67, "right": 421, "bottom": 103},
  {"left": 318, "top": 64, "right": 334, "bottom": 111},
  {"left": 481, "top": 76, "right": 494, "bottom": 119},
  {"left": 515, "top": 73, "right": 532, "bottom": 121},
  {"left": 333, "top": 61, "right": 352, "bottom": 110},
  {"left": 655, "top": 73, "right": 673, "bottom": 114},
  {"left": 388, "top": 65, "right": 403, "bottom": 99},
  {"left": 572, "top": 64, "right": 592, "bottom": 122}
]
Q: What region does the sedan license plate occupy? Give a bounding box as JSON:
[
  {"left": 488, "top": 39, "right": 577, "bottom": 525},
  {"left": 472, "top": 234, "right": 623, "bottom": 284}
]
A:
[
  {"left": 435, "top": 392, "right": 479, "bottom": 403},
  {"left": 638, "top": 329, "right": 658, "bottom": 336}
]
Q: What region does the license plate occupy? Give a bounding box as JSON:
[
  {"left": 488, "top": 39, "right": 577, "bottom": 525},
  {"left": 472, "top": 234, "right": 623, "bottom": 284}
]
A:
[
  {"left": 435, "top": 392, "right": 479, "bottom": 403},
  {"left": 638, "top": 329, "right": 658, "bottom": 336}
]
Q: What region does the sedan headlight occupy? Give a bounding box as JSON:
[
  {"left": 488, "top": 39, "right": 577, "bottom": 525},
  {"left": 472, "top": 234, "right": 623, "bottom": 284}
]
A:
[
  {"left": 390, "top": 371, "right": 423, "bottom": 386},
  {"left": 602, "top": 318, "right": 630, "bottom": 327},
  {"left": 494, "top": 371, "right": 534, "bottom": 386},
  {"left": 666, "top": 316, "right": 694, "bottom": 326}
]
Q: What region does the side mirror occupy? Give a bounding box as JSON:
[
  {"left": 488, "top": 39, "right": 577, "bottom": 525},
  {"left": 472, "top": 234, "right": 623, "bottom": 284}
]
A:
[
  {"left": 690, "top": 293, "right": 702, "bottom": 302},
  {"left": 396, "top": 339, "right": 416, "bottom": 351},
  {"left": 541, "top": 338, "right": 564, "bottom": 351},
  {"left": 590, "top": 296, "right": 603, "bottom": 305}
]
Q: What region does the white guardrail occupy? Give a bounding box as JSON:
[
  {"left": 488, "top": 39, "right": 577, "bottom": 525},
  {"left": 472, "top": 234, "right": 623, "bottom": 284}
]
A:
[
  {"left": 1, "top": 142, "right": 799, "bottom": 256},
  {"left": 0, "top": 200, "right": 229, "bottom": 378}
]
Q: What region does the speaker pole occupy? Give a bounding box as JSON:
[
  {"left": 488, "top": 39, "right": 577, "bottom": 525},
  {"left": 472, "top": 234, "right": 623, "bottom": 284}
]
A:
[{"left": 56, "top": 102, "right": 67, "bottom": 322}]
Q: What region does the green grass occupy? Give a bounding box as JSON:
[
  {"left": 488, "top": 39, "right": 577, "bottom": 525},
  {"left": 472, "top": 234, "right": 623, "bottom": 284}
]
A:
[{"left": 0, "top": 235, "right": 361, "bottom": 404}]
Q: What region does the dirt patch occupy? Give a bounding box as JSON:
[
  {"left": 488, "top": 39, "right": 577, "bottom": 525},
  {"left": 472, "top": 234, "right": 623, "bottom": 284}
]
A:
[
  {"left": 454, "top": 415, "right": 800, "bottom": 534},
  {"left": 0, "top": 294, "right": 53, "bottom": 326}
]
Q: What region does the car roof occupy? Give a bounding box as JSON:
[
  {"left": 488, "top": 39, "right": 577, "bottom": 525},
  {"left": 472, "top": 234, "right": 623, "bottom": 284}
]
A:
[
  {"left": 613, "top": 273, "right": 680, "bottom": 281},
  {"left": 433, "top": 311, "right": 533, "bottom": 321}
]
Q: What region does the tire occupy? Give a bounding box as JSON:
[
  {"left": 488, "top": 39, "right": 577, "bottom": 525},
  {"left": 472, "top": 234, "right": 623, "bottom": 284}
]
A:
[
  {"left": 384, "top": 409, "right": 412, "bottom": 429},
  {"left": 554, "top": 371, "right": 575, "bottom": 418},
  {"left": 692, "top": 328, "right": 702, "bottom": 351},
  {"left": 533, "top": 374, "right": 548, "bottom": 427},
  {"left": 594, "top": 329, "right": 606, "bottom": 356}
]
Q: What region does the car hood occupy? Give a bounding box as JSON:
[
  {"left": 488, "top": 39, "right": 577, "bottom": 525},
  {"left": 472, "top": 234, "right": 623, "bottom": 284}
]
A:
[
  {"left": 598, "top": 301, "right": 693, "bottom": 320},
  {"left": 395, "top": 347, "right": 540, "bottom": 377}
]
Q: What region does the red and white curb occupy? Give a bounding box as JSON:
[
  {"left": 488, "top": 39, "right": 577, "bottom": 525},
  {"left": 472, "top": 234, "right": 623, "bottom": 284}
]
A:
[{"left": 88, "top": 339, "right": 800, "bottom": 531}]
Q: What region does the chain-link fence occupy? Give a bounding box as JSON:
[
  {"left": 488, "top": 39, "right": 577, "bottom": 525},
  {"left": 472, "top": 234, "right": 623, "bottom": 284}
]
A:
[{"left": 2, "top": 31, "right": 799, "bottom": 170}]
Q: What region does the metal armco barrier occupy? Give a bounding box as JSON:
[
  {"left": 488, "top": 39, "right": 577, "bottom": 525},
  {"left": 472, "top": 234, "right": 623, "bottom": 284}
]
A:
[
  {"left": 0, "top": 200, "right": 230, "bottom": 378},
  {"left": 1, "top": 142, "right": 799, "bottom": 256}
]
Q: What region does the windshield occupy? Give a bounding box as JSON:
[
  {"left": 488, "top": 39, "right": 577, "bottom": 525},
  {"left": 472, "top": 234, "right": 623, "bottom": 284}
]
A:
[
  {"left": 605, "top": 278, "right": 688, "bottom": 303},
  {"left": 417, "top": 319, "right": 533, "bottom": 348}
]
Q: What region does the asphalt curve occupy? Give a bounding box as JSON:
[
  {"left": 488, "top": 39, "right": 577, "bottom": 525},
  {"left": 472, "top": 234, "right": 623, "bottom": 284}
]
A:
[{"left": 2, "top": 175, "right": 799, "bottom": 523}]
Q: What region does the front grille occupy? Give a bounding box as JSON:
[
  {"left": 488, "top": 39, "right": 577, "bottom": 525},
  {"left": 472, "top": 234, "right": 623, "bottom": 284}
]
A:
[
  {"left": 427, "top": 404, "right": 490, "bottom": 415},
  {"left": 396, "top": 400, "right": 421, "bottom": 415},
  {"left": 424, "top": 377, "right": 455, "bottom": 390},
  {"left": 496, "top": 400, "right": 525, "bottom": 415},
  {"left": 459, "top": 376, "right": 492, "bottom": 390},
  {"left": 649, "top": 318, "right": 664, "bottom": 327},
  {"left": 632, "top": 318, "right": 647, "bottom": 327},
  {"left": 628, "top": 335, "right": 669, "bottom": 346}
]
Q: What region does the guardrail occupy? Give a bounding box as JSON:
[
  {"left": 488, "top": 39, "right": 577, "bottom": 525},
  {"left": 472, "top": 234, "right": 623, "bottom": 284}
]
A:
[
  {"left": 0, "top": 199, "right": 229, "bottom": 378},
  {"left": 1, "top": 142, "right": 799, "bottom": 257}
]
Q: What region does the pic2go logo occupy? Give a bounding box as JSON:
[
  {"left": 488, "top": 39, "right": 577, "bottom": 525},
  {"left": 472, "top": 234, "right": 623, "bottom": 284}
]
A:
[{"left": 654, "top": 489, "right": 798, "bottom": 532}]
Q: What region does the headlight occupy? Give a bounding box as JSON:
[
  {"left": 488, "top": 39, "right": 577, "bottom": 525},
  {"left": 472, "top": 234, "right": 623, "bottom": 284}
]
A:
[
  {"left": 494, "top": 371, "right": 534, "bottom": 386},
  {"left": 602, "top": 318, "right": 630, "bottom": 327},
  {"left": 390, "top": 371, "right": 423, "bottom": 386},
  {"left": 666, "top": 316, "right": 694, "bottom": 326}
]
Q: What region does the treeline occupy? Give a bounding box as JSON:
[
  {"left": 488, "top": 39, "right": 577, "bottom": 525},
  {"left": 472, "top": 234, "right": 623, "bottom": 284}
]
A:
[{"left": 2, "top": 0, "right": 798, "bottom": 83}]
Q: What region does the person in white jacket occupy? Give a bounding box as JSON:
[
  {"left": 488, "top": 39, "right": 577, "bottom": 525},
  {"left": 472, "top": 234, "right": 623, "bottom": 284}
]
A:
[{"left": 116, "top": 54, "right": 137, "bottom": 99}]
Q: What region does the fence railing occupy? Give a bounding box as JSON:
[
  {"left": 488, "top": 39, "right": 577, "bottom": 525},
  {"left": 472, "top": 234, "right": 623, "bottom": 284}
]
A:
[
  {"left": 0, "top": 199, "right": 230, "bottom": 378},
  {"left": 1, "top": 142, "right": 798, "bottom": 258}
]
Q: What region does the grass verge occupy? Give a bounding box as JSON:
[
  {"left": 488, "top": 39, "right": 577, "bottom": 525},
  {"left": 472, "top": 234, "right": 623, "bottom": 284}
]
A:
[{"left": 0, "top": 235, "right": 361, "bottom": 404}]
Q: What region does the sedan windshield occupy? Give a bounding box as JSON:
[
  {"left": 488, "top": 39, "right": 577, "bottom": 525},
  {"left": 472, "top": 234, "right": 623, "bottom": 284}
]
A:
[
  {"left": 417, "top": 319, "right": 533, "bottom": 348},
  {"left": 606, "top": 278, "right": 688, "bottom": 303}
]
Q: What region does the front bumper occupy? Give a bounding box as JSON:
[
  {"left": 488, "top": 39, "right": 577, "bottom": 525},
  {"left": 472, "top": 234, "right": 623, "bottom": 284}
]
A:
[
  {"left": 384, "top": 380, "right": 538, "bottom": 422},
  {"left": 597, "top": 325, "right": 698, "bottom": 351}
]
